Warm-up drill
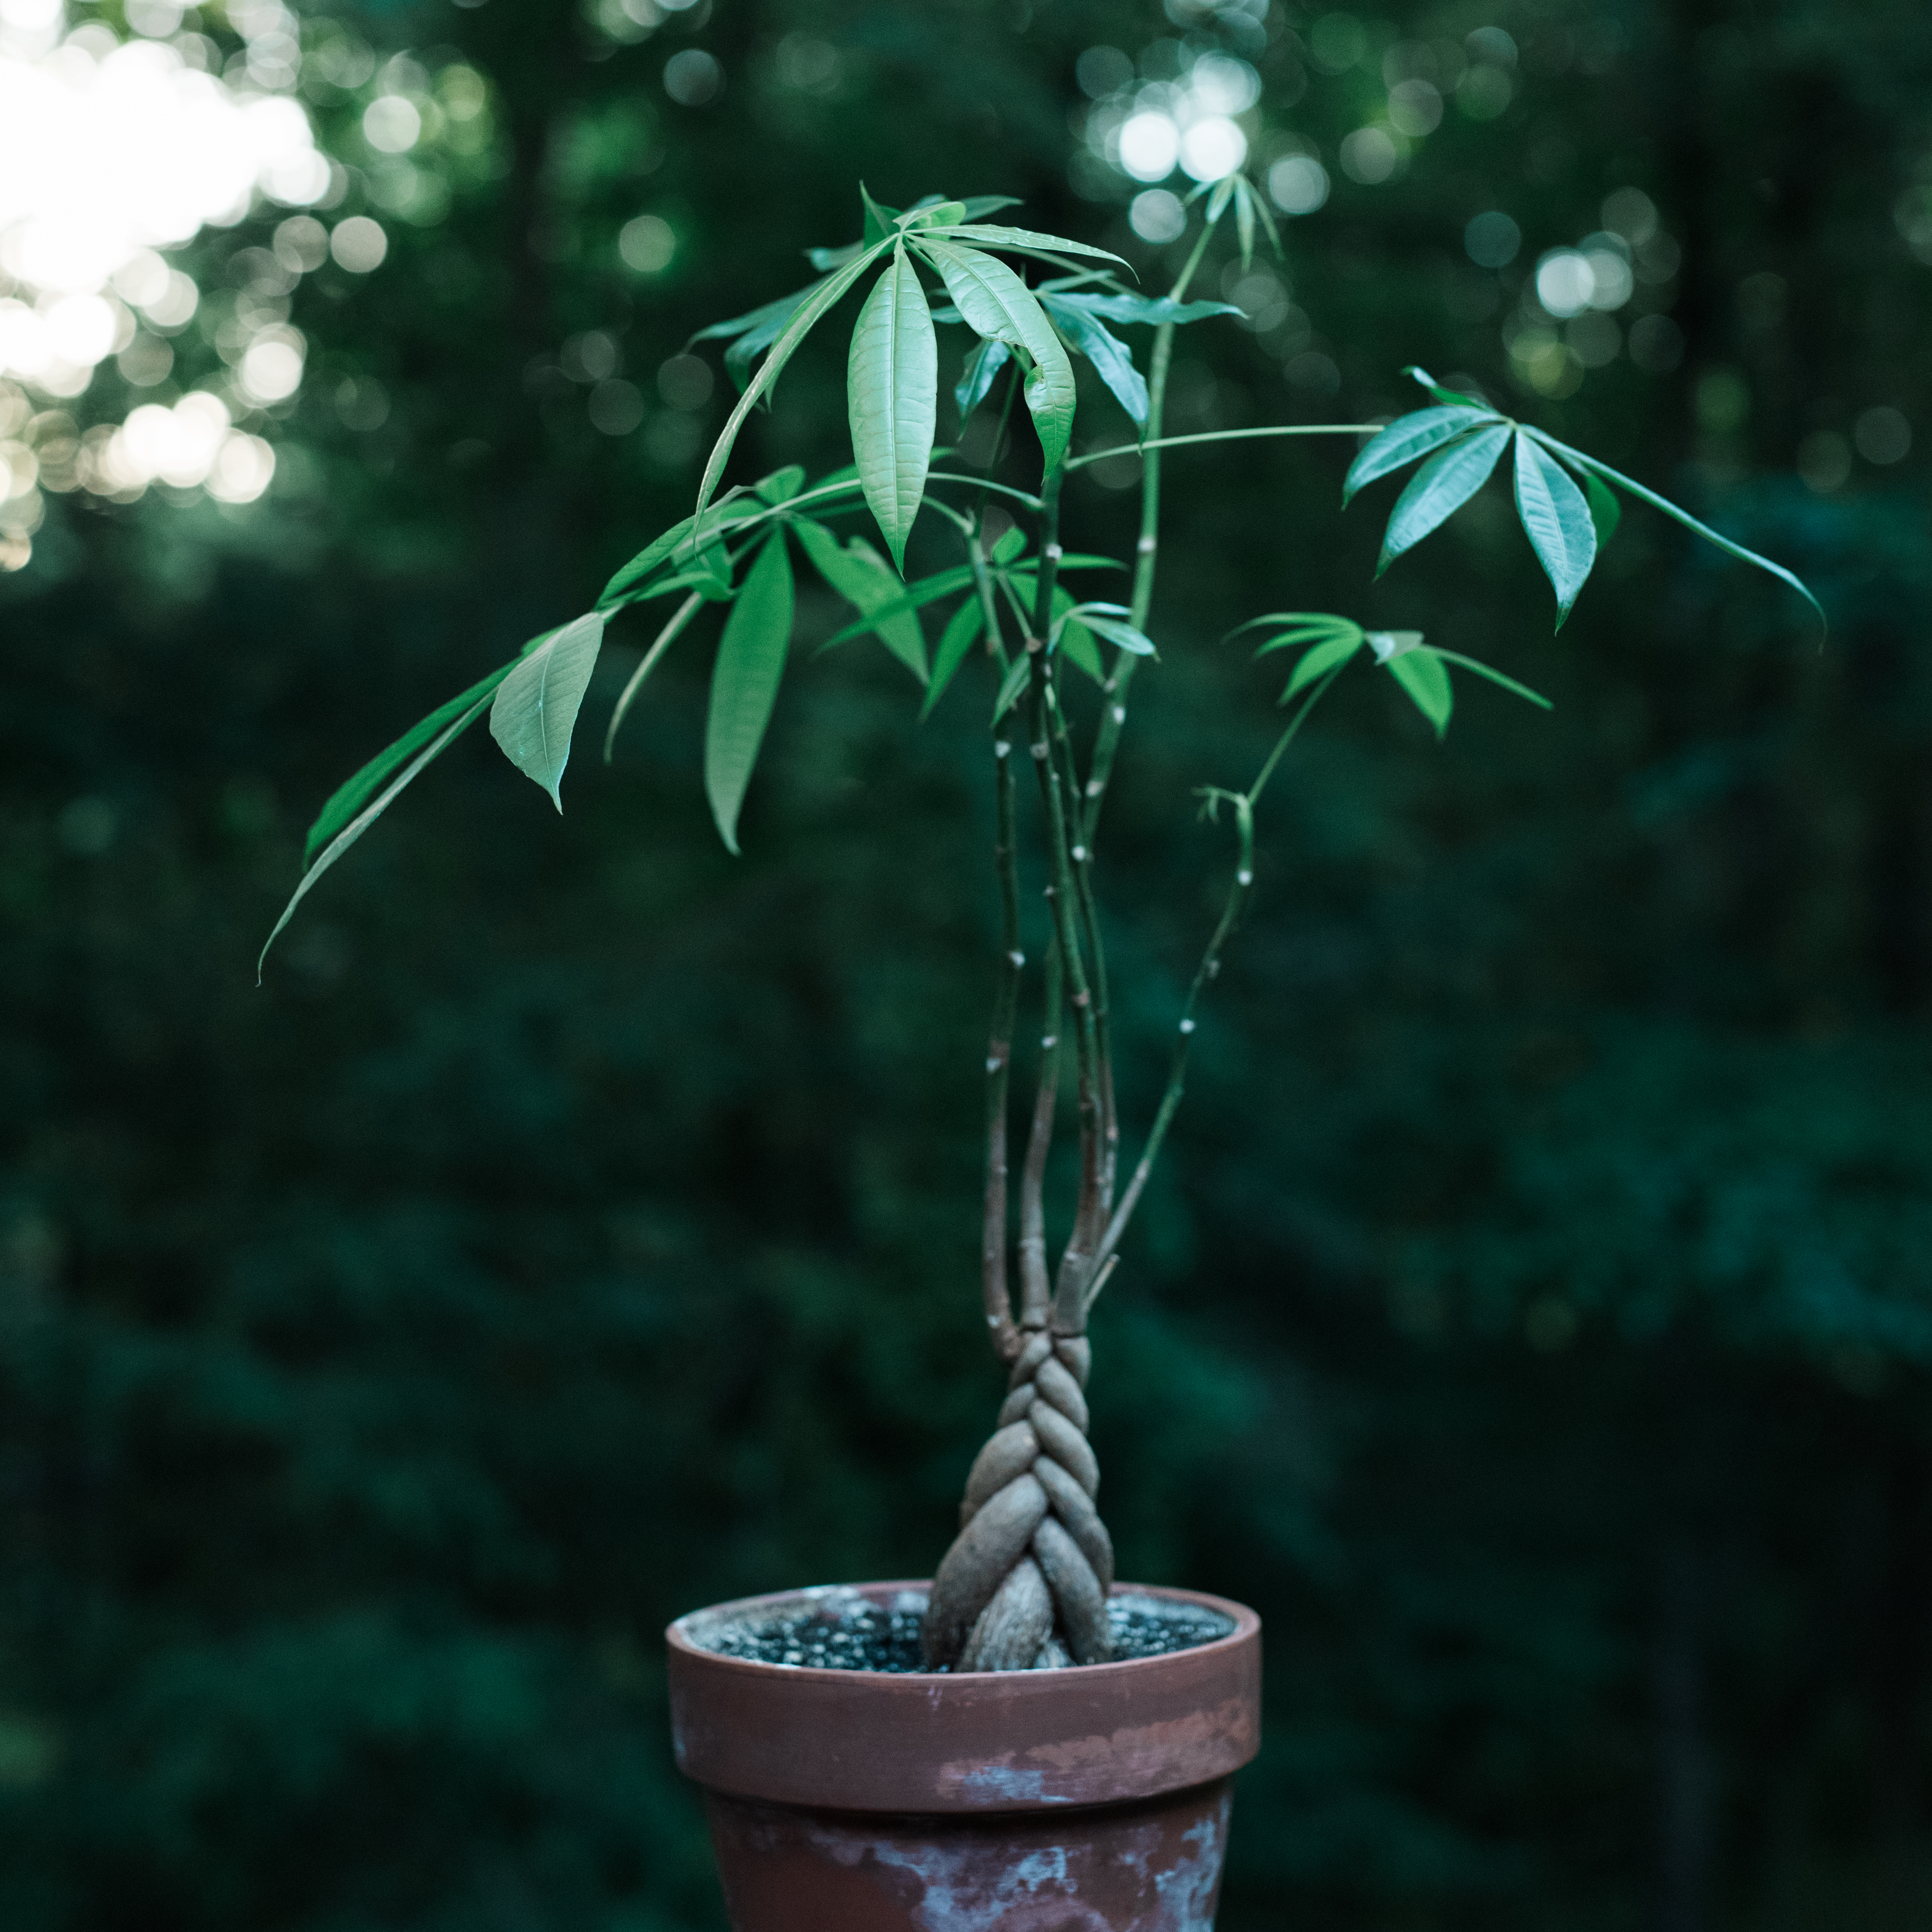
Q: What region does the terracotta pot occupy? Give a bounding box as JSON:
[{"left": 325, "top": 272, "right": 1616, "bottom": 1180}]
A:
[{"left": 666, "top": 1579, "right": 1262, "bottom": 1932}]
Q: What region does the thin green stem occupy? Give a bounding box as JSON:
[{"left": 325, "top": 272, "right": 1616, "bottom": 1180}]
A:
[{"left": 1063, "top": 424, "right": 1381, "bottom": 473}]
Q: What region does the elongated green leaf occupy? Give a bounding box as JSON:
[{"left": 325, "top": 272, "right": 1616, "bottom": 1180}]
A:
[
  {"left": 604, "top": 590, "right": 706, "bottom": 762},
  {"left": 1041, "top": 290, "right": 1241, "bottom": 328},
  {"left": 900, "top": 199, "right": 966, "bottom": 230},
  {"left": 1230, "top": 610, "right": 1363, "bottom": 650},
  {"left": 705, "top": 531, "right": 795, "bottom": 853},
  {"left": 1405, "top": 364, "right": 1488, "bottom": 408},
  {"left": 1385, "top": 647, "right": 1454, "bottom": 736},
  {"left": 1005, "top": 571, "right": 1101, "bottom": 680},
  {"left": 1082, "top": 613, "right": 1155, "bottom": 655},
  {"left": 793, "top": 520, "right": 931, "bottom": 679},
  {"left": 1234, "top": 177, "right": 1256, "bottom": 268},
  {"left": 1344, "top": 405, "right": 1502, "bottom": 505},
  {"left": 1281, "top": 630, "right": 1364, "bottom": 702},
  {"left": 917, "top": 239, "right": 1076, "bottom": 472},
  {"left": 1432, "top": 648, "right": 1553, "bottom": 710},
  {"left": 860, "top": 184, "right": 899, "bottom": 243},
  {"left": 266, "top": 681, "right": 502, "bottom": 978},
  {"left": 818, "top": 562, "right": 973, "bottom": 651},
  {"left": 958, "top": 194, "right": 1023, "bottom": 220},
  {"left": 1513, "top": 430, "right": 1597, "bottom": 627},
  {"left": 490, "top": 611, "right": 606, "bottom": 811},
  {"left": 920, "top": 597, "right": 985, "bottom": 718},
  {"left": 598, "top": 498, "right": 766, "bottom": 611},
  {"left": 806, "top": 240, "right": 866, "bottom": 272},
  {"left": 847, "top": 245, "right": 938, "bottom": 573},
  {"left": 688, "top": 283, "right": 819, "bottom": 349},
  {"left": 1527, "top": 427, "right": 1825, "bottom": 631},
  {"left": 991, "top": 524, "right": 1027, "bottom": 565},
  {"left": 1377, "top": 423, "right": 1513, "bottom": 576},
  {"left": 303, "top": 665, "right": 511, "bottom": 867},
  {"left": 694, "top": 237, "right": 894, "bottom": 533},
  {"left": 944, "top": 224, "right": 1132, "bottom": 272},
  {"left": 956, "top": 334, "right": 1012, "bottom": 419},
  {"left": 1040, "top": 294, "right": 1147, "bottom": 425},
  {"left": 1584, "top": 470, "right": 1622, "bottom": 550},
  {"left": 991, "top": 650, "right": 1031, "bottom": 723}
]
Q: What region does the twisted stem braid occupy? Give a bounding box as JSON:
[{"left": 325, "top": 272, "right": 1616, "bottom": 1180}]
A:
[{"left": 923, "top": 1329, "right": 1114, "bottom": 1671}]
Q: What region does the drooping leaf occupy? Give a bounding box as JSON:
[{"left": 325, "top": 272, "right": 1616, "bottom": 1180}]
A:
[
  {"left": 1432, "top": 648, "right": 1554, "bottom": 710},
  {"left": 1525, "top": 427, "right": 1826, "bottom": 632},
  {"left": 956, "top": 334, "right": 1012, "bottom": 420},
  {"left": 944, "top": 224, "right": 1133, "bottom": 273},
  {"left": 1583, "top": 470, "right": 1622, "bottom": 550},
  {"left": 1376, "top": 423, "right": 1513, "bottom": 576},
  {"left": 688, "top": 283, "right": 819, "bottom": 352},
  {"left": 917, "top": 239, "right": 1077, "bottom": 472},
  {"left": 704, "top": 531, "right": 795, "bottom": 854},
  {"left": 1384, "top": 646, "right": 1455, "bottom": 736},
  {"left": 1512, "top": 429, "right": 1598, "bottom": 627},
  {"left": 847, "top": 245, "right": 938, "bottom": 573},
  {"left": 1081, "top": 613, "right": 1155, "bottom": 655},
  {"left": 795, "top": 521, "right": 934, "bottom": 679},
  {"left": 1343, "top": 405, "right": 1503, "bottom": 505},
  {"left": 694, "top": 236, "right": 894, "bottom": 532},
  {"left": 920, "top": 597, "right": 986, "bottom": 719},
  {"left": 302, "top": 665, "right": 512, "bottom": 868},
  {"left": 489, "top": 612, "right": 607, "bottom": 811},
  {"left": 1040, "top": 294, "right": 1148, "bottom": 425},
  {"left": 1231, "top": 610, "right": 1364, "bottom": 652},
  {"left": 957, "top": 194, "right": 1023, "bottom": 221},
  {"left": 1039, "top": 290, "right": 1242, "bottom": 328},
  {"left": 262, "top": 683, "right": 503, "bottom": 979},
  {"left": 1280, "top": 629, "right": 1365, "bottom": 702},
  {"left": 604, "top": 590, "right": 706, "bottom": 762}
]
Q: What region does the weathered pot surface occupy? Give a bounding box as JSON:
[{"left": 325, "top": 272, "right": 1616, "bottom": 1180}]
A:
[{"left": 667, "top": 1578, "right": 1262, "bottom": 1931}]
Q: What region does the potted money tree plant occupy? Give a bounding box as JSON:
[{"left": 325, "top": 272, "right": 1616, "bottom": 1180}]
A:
[{"left": 263, "top": 185, "right": 1817, "bottom": 1930}]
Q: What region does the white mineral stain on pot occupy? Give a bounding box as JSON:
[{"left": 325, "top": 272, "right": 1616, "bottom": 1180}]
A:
[
  {"left": 1149, "top": 1799, "right": 1231, "bottom": 1930},
  {"left": 850, "top": 1836, "right": 1110, "bottom": 1932}
]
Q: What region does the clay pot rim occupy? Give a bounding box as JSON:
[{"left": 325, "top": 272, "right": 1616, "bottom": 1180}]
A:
[{"left": 665, "top": 1576, "right": 1260, "bottom": 1685}]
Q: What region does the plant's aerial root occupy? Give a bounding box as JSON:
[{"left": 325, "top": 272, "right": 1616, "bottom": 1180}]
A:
[{"left": 924, "top": 1331, "right": 1114, "bottom": 1671}]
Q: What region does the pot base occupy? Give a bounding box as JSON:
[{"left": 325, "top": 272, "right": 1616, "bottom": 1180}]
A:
[{"left": 704, "top": 1780, "right": 1233, "bottom": 1932}]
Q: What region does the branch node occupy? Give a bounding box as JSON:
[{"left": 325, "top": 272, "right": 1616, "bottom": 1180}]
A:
[
  {"left": 1009, "top": 949, "right": 1025, "bottom": 968},
  {"left": 1111, "top": 706, "right": 1126, "bottom": 724},
  {"left": 1136, "top": 535, "right": 1156, "bottom": 554},
  {"left": 1236, "top": 869, "right": 1253, "bottom": 886},
  {"left": 1179, "top": 1017, "right": 1195, "bottom": 1034},
  {"left": 1031, "top": 741, "right": 1050, "bottom": 761},
  {"left": 994, "top": 740, "right": 1012, "bottom": 759}
]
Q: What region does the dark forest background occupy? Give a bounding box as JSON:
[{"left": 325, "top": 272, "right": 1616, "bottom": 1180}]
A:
[{"left": 4, "top": 0, "right": 1932, "bottom": 1926}]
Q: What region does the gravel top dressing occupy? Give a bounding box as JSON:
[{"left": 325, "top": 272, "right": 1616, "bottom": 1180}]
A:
[{"left": 685, "top": 1587, "right": 1235, "bottom": 1673}]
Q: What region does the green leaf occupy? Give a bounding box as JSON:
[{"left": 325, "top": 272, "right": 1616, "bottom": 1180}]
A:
[
  {"left": 958, "top": 194, "right": 1023, "bottom": 220},
  {"left": 816, "top": 559, "right": 972, "bottom": 652},
  {"left": 1405, "top": 364, "right": 1488, "bottom": 408},
  {"left": 1039, "top": 294, "right": 1148, "bottom": 425},
  {"left": 1384, "top": 647, "right": 1454, "bottom": 736},
  {"left": 705, "top": 531, "right": 795, "bottom": 854},
  {"left": 1376, "top": 423, "right": 1513, "bottom": 576},
  {"left": 920, "top": 597, "right": 985, "bottom": 718},
  {"left": 1512, "top": 429, "right": 1598, "bottom": 628},
  {"left": 1344, "top": 406, "right": 1502, "bottom": 505},
  {"left": 694, "top": 236, "right": 894, "bottom": 533},
  {"left": 1231, "top": 610, "right": 1363, "bottom": 651},
  {"left": 597, "top": 498, "right": 767, "bottom": 611},
  {"left": 1005, "top": 571, "right": 1102, "bottom": 680},
  {"left": 1583, "top": 470, "right": 1622, "bottom": 550},
  {"left": 302, "top": 665, "right": 511, "bottom": 868},
  {"left": 847, "top": 245, "right": 938, "bottom": 574},
  {"left": 917, "top": 239, "right": 1077, "bottom": 472},
  {"left": 1240, "top": 176, "right": 1282, "bottom": 259},
  {"left": 1281, "top": 630, "right": 1365, "bottom": 702},
  {"left": 859, "top": 183, "right": 899, "bottom": 244},
  {"left": 1040, "top": 291, "right": 1241, "bottom": 328},
  {"left": 792, "top": 520, "right": 929, "bottom": 680},
  {"left": 489, "top": 612, "right": 607, "bottom": 811},
  {"left": 900, "top": 198, "right": 967, "bottom": 230},
  {"left": 688, "top": 283, "right": 818, "bottom": 349},
  {"left": 805, "top": 240, "right": 865, "bottom": 272},
  {"left": 944, "top": 224, "right": 1133, "bottom": 273},
  {"left": 1233, "top": 178, "right": 1256, "bottom": 268},
  {"left": 755, "top": 465, "right": 807, "bottom": 505},
  {"left": 956, "top": 334, "right": 1012, "bottom": 419},
  {"left": 991, "top": 650, "right": 1031, "bottom": 723},
  {"left": 1526, "top": 427, "right": 1826, "bottom": 633},
  {"left": 262, "top": 681, "right": 503, "bottom": 979},
  {"left": 991, "top": 524, "right": 1027, "bottom": 565},
  {"left": 1432, "top": 648, "right": 1554, "bottom": 710}
]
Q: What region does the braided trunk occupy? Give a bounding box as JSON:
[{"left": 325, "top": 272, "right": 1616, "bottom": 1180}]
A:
[{"left": 922, "top": 1329, "right": 1113, "bottom": 1671}]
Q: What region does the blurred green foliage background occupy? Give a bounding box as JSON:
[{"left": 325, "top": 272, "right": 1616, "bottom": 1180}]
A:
[{"left": 4, "top": 0, "right": 1932, "bottom": 1926}]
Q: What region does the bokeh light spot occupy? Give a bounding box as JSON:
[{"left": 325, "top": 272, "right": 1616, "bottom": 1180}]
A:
[
  {"left": 1128, "top": 189, "right": 1186, "bottom": 244},
  {"left": 329, "top": 216, "right": 389, "bottom": 274},
  {"left": 1267, "top": 155, "right": 1329, "bottom": 215},
  {"left": 1465, "top": 211, "right": 1521, "bottom": 268}
]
